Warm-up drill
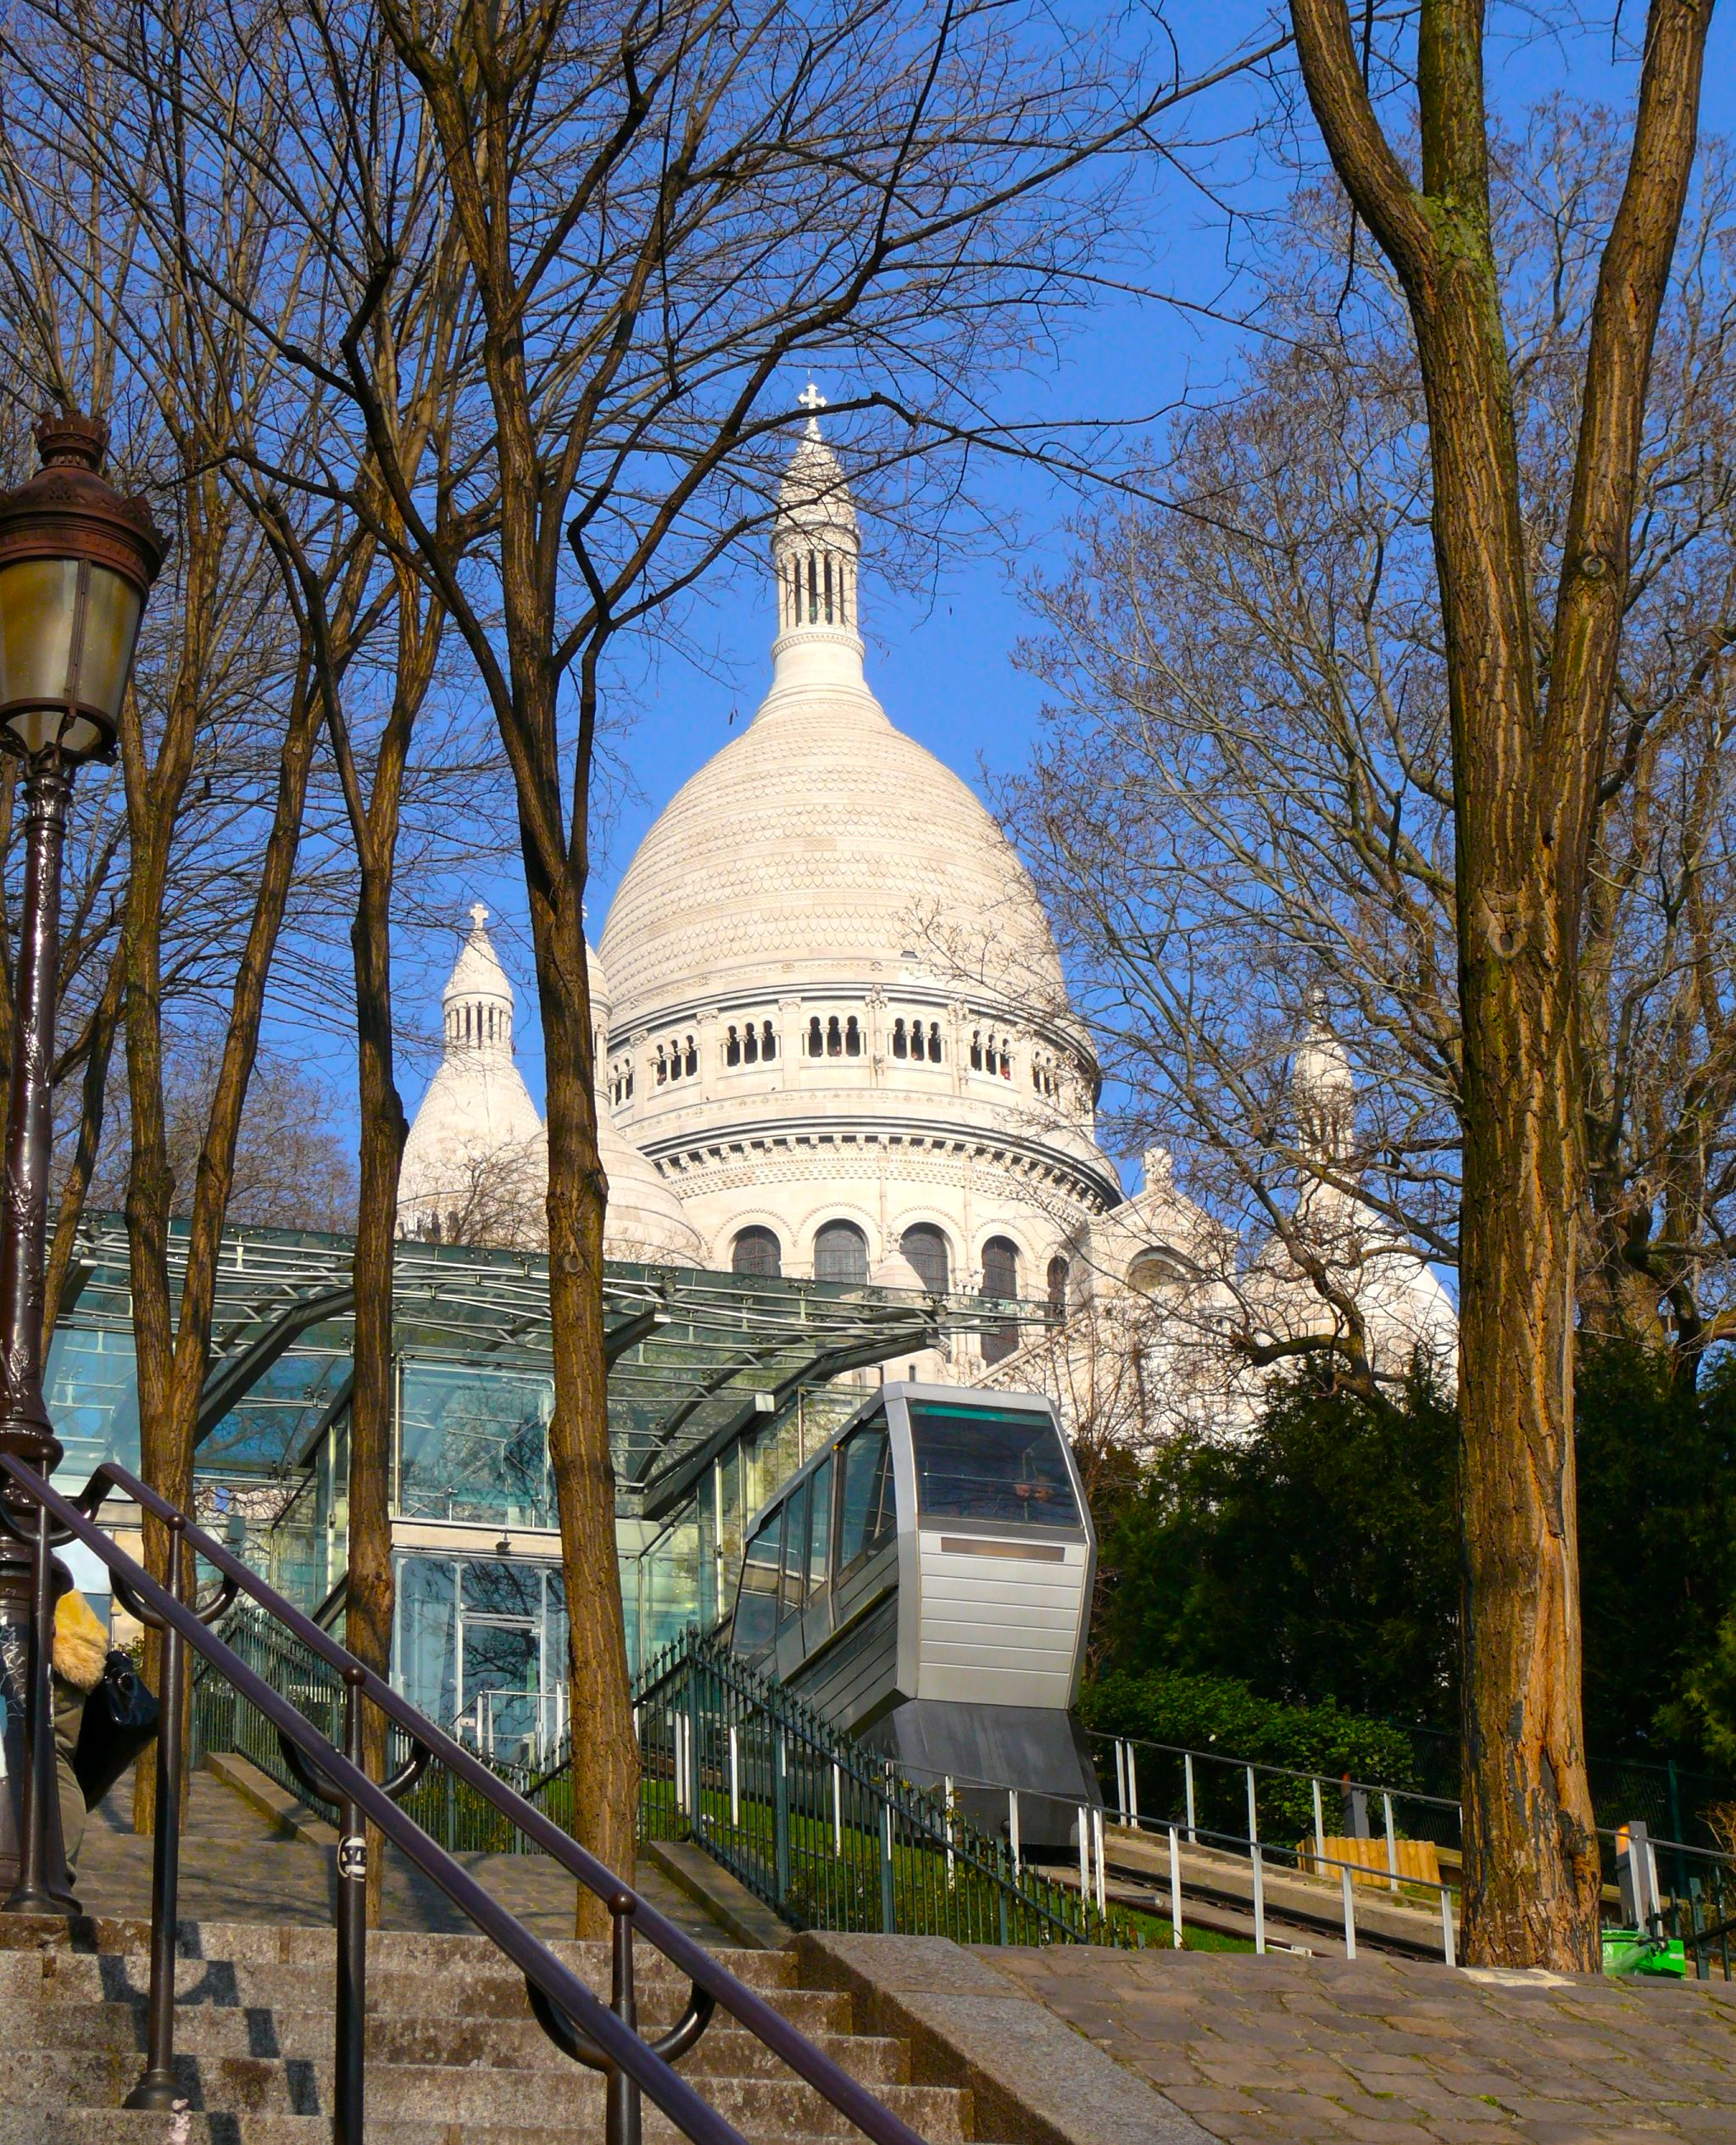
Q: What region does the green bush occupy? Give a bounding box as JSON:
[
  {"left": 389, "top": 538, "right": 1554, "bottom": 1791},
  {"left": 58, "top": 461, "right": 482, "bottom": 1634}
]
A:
[{"left": 1078, "top": 1668, "right": 1417, "bottom": 1841}]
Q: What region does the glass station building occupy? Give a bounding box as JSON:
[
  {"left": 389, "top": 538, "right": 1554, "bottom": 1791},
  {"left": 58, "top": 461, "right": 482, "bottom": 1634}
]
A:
[{"left": 47, "top": 1215, "right": 1031, "bottom": 1765}]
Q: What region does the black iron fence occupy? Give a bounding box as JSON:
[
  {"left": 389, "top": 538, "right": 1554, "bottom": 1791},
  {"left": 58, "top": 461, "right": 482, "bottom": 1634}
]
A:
[{"left": 634, "top": 1629, "right": 1132, "bottom": 1946}]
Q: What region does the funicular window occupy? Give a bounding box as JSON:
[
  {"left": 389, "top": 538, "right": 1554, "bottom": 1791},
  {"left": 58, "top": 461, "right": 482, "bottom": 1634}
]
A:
[
  {"left": 907, "top": 1401, "right": 1080, "bottom": 1529},
  {"left": 734, "top": 1507, "right": 783, "bottom": 1657},
  {"left": 807, "top": 1456, "right": 834, "bottom": 1597},
  {"left": 779, "top": 1478, "right": 810, "bottom": 1623},
  {"left": 836, "top": 1414, "right": 897, "bottom": 1574}
]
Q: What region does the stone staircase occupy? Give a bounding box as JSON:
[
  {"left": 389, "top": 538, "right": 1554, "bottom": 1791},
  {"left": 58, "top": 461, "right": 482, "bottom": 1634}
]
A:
[
  {"left": 0, "top": 1916, "right": 975, "bottom": 2143},
  {"left": 0, "top": 1763, "right": 981, "bottom": 2143}
]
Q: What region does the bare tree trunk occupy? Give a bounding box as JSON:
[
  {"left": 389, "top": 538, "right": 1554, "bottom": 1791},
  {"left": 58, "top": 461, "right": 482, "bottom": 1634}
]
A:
[
  {"left": 1288, "top": 0, "right": 1711, "bottom": 1964},
  {"left": 527, "top": 851, "right": 637, "bottom": 1917},
  {"left": 44, "top": 943, "right": 125, "bottom": 1340}
]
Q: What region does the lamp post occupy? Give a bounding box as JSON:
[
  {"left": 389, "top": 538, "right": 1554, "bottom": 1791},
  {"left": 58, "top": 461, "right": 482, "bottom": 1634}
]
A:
[{"left": 0, "top": 411, "right": 164, "bottom": 1912}]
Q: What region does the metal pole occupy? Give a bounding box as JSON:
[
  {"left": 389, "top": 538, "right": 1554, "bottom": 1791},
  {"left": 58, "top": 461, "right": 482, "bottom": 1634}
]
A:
[
  {"left": 1078, "top": 1806, "right": 1089, "bottom": 1901},
  {"left": 880, "top": 1791, "right": 895, "bottom": 1932},
  {"left": 1245, "top": 1766, "right": 1257, "bottom": 1858},
  {"left": 334, "top": 1668, "right": 368, "bottom": 2145},
  {"left": 1168, "top": 1825, "right": 1183, "bottom": 1948},
  {"left": 607, "top": 1891, "right": 643, "bottom": 2145},
  {"left": 0, "top": 762, "right": 75, "bottom": 1914},
  {"left": 1008, "top": 1789, "right": 1021, "bottom": 1876},
  {"left": 1341, "top": 1864, "right": 1357, "bottom": 1960},
  {"left": 1383, "top": 1791, "right": 1398, "bottom": 1892},
  {"left": 1440, "top": 1886, "right": 1455, "bottom": 1969},
  {"left": 1115, "top": 1741, "right": 1127, "bottom": 1823},
  {"left": 1312, "top": 1777, "right": 1325, "bottom": 1871},
  {"left": 1250, "top": 1843, "right": 1266, "bottom": 1954},
  {"left": 944, "top": 1777, "right": 956, "bottom": 1891},
  {"left": 1128, "top": 1744, "right": 1139, "bottom": 1830},
  {"left": 1184, "top": 1752, "right": 1196, "bottom": 1843},
  {"left": 729, "top": 1724, "right": 740, "bottom": 1830},
  {"left": 773, "top": 1732, "right": 790, "bottom": 1906},
  {"left": 832, "top": 1762, "right": 842, "bottom": 1855},
  {"left": 125, "top": 1522, "right": 188, "bottom": 2109},
  {"left": 1093, "top": 1806, "right": 1107, "bottom": 1914}
]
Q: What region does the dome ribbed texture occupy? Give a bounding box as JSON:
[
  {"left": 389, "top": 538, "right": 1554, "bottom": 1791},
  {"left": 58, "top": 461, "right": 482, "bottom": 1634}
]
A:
[{"left": 599, "top": 687, "right": 1065, "bottom": 1024}]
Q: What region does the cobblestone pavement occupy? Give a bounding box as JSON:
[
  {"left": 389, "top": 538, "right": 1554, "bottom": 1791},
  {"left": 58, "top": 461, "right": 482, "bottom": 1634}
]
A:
[{"left": 991, "top": 1944, "right": 1736, "bottom": 2144}]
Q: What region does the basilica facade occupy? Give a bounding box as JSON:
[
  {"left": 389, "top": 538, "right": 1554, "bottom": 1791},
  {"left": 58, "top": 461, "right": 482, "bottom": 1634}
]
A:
[{"left": 399, "top": 412, "right": 1455, "bottom": 1412}]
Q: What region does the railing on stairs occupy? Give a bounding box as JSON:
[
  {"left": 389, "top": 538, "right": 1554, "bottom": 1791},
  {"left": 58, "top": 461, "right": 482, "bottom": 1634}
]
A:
[
  {"left": 632, "top": 1628, "right": 1133, "bottom": 1947},
  {"left": 0, "top": 1455, "right": 933, "bottom": 2145}
]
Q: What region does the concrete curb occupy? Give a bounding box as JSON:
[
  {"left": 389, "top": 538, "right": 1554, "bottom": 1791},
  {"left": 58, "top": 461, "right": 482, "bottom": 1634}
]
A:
[
  {"left": 794, "top": 1930, "right": 1215, "bottom": 2145},
  {"left": 643, "top": 1837, "right": 791, "bottom": 1950},
  {"left": 203, "top": 1752, "right": 338, "bottom": 1848}
]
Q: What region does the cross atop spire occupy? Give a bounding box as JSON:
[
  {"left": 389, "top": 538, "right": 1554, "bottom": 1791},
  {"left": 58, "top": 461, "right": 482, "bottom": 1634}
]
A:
[
  {"left": 796, "top": 381, "right": 826, "bottom": 414},
  {"left": 469, "top": 901, "right": 488, "bottom": 931}
]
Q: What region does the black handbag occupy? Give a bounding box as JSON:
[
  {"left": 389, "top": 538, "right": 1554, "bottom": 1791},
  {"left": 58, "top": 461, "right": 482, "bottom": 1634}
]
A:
[{"left": 72, "top": 1650, "right": 161, "bottom": 1808}]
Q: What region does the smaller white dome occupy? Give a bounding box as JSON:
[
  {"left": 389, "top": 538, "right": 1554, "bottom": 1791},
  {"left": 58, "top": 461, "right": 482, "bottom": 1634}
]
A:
[{"left": 400, "top": 907, "right": 548, "bottom": 1247}]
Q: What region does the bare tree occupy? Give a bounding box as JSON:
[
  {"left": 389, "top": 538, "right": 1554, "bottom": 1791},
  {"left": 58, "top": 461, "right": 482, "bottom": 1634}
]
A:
[
  {"left": 31, "top": 0, "right": 1276, "bottom": 1918},
  {"left": 1012, "top": 14, "right": 1722, "bottom": 1956}
]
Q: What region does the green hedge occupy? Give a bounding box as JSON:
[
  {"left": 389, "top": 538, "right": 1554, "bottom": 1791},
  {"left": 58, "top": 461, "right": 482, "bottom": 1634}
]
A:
[{"left": 1079, "top": 1669, "right": 1419, "bottom": 1841}]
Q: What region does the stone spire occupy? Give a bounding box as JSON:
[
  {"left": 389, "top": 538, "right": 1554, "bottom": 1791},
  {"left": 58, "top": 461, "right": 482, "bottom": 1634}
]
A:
[
  {"left": 1291, "top": 994, "right": 1355, "bottom": 1169},
  {"left": 769, "top": 390, "right": 864, "bottom": 694},
  {"left": 442, "top": 903, "right": 515, "bottom": 1060}
]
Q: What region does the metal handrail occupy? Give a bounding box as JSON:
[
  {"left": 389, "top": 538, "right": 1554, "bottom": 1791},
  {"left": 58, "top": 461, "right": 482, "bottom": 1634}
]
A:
[{"left": 0, "top": 1455, "right": 928, "bottom": 2145}]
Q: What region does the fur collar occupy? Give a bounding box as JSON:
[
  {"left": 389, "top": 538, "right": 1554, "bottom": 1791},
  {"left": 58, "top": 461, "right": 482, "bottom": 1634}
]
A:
[{"left": 53, "top": 1590, "right": 109, "bottom": 1693}]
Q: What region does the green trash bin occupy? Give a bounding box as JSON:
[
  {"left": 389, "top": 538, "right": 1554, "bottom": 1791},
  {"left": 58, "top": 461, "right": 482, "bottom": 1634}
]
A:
[{"left": 1602, "top": 1928, "right": 1687, "bottom": 1977}]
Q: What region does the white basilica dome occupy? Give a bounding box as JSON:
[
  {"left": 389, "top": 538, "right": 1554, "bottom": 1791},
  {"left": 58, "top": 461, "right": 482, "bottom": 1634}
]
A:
[{"left": 597, "top": 407, "right": 1119, "bottom": 1323}]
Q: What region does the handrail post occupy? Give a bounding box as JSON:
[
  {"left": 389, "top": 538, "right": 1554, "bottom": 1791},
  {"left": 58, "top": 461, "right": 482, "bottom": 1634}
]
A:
[
  {"left": 1312, "top": 1776, "right": 1326, "bottom": 1872},
  {"left": 125, "top": 1519, "right": 189, "bottom": 2110},
  {"left": 4, "top": 1495, "right": 76, "bottom": 1912},
  {"left": 1341, "top": 1864, "right": 1357, "bottom": 1960},
  {"left": 609, "top": 1890, "right": 643, "bottom": 2145},
  {"left": 1184, "top": 1751, "right": 1196, "bottom": 1843},
  {"left": 335, "top": 1666, "right": 369, "bottom": 2145},
  {"left": 1168, "top": 1825, "right": 1182, "bottom": 1948}
]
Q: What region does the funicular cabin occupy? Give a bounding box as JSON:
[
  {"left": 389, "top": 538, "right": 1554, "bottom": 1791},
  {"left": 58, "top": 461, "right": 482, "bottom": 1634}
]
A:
[{"left": 728, "top": 1383, "right": 1100, "bottom": 1847}]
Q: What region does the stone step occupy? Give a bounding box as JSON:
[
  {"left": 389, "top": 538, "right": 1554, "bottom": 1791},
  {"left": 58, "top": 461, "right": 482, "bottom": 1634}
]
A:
[
  {"left": 0, "top": 1915, "right": 794, "bottom": 1985},
  {"left": 0, "top": 2121, "right": 890, "bottom": 2145},
  {"left": 7, "top": 2051, "right": 969, "bottom": 2140},
  {"left": 0, "top": 1955, "right": 849, "bottom": 2033},
  {"left": 0, "top": 1998, "right": 910, "bottom": 2083}
]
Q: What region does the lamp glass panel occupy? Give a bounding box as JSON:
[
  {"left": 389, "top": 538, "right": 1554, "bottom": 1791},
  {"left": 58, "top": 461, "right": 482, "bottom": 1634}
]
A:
[
  {"left": 75, "top": 565, "right": 143, "bottom": 722},
  {"left": 0, "top": 557, "right": 80, "bottom": 708}
]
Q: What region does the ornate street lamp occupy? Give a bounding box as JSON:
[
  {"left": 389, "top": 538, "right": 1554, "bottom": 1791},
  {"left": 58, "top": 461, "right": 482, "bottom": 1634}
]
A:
[{"left": 0, "top": 411, "right": 164, "bottom": 1912}]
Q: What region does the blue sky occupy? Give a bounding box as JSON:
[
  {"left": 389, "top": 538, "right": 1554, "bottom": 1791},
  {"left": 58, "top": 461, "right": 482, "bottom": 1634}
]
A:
[{"left": 372, "top": 3, "right": 1736, "bottom": 1166}]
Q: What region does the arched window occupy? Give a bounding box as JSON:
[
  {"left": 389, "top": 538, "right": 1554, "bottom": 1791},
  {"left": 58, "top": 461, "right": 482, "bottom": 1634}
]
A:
[
  {"left": 824, "top": 554, "right": 834, "bottom": 623},
  {"left": 982, "top": 1237, "right": 1021, "bottom": 1364},
  {"left": 726, "top": 1025, "right": 741, "bottom": 1067},
  {"left": 910, "top": 1017, "right": 926, "bottom": 1062},
  {"left": 999, "top": 1044, "right": 1012, "bottom": 1079},
  {"left": 743, "top": 1021, "right": 759, "bottom": 1063},
  {"left": 982, "top": 1237, "right": 1018, "bottom": 1300},
  {"left": 970, "top": 1030, "right": 982, "bottom": 1072},
  {"left": 655, "top": 1045, "right": 668, "bottom": 1085},
  {"left": 814, "top": 1220, "right": 868, "bottom": 1284},
  {"left": 901, "top": 1223, "right": 949, "bottom": 1295},
  {"left": 808, "top": 1015, "right": 824, "bottom": 1057},
  {"left": 826, "top": 1016, "right": 843, "bottom": 1057},
  {"left": 1046, "top": 1256, "right": 1070, "bottom": 1323},
  {"left": 684, "top": 1036, "right": 698, "bottom": 1078},
  {"left": 892, "top": 1019, "right": 908, "bottom": 1060},
  {"left": 761, "top": 1021, "right": 777, "bottom": 1061},
  {"left": 928, "top": 1022, "right": 943, "bottom": 1064},
  {"left": 845, "top": 1016, "right": 862, "bottom": 1056},
  {"left": 732, "top": 1226, "right": 782, "bottom": 1279}
]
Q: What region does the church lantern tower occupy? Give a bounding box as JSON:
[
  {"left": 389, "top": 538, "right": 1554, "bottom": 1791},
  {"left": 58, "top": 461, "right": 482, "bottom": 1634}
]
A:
[{"left": 770, "top": 387, "right": 864, "bottom": 694}]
